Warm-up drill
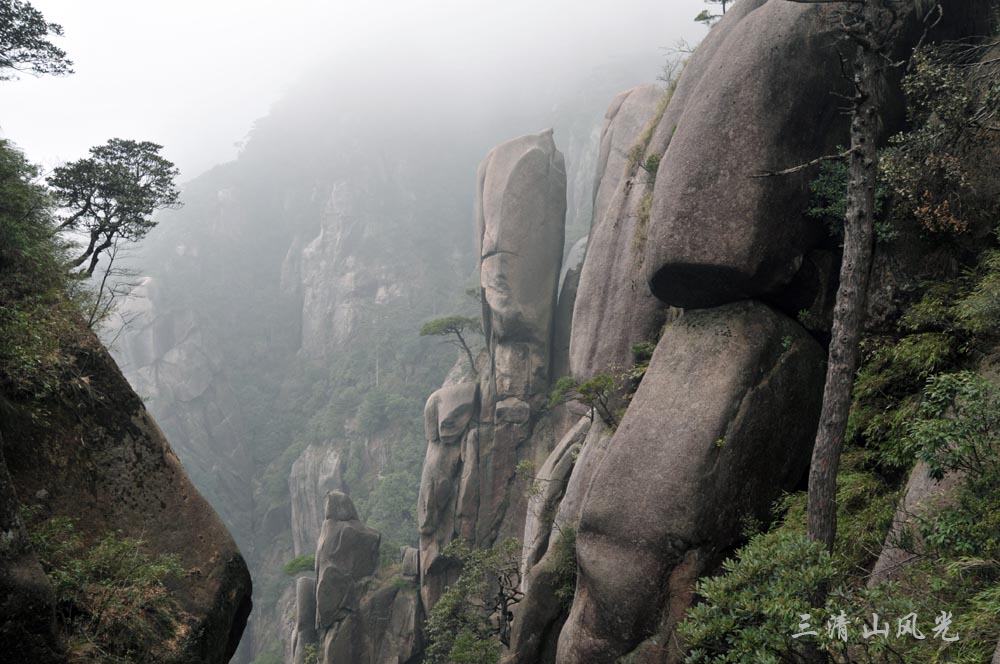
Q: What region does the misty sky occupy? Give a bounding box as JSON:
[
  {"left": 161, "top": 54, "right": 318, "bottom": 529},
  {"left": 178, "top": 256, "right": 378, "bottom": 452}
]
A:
[{"left": 2, "top": 0, "right": 708, "bottom": 180}]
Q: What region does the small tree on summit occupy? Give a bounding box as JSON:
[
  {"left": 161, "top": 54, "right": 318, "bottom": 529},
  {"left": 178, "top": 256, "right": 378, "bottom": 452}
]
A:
[
  {"left": 419, "top": 315, "right": 482, "bottom": 376},
  {"left": 49, "top": 139, "right": 181, "bottom": 278},
  {"left": 695, "top": 0, "right": 734, "bottom": 27},
  {"left": 0, "top": 0, "right": 73, "bottom": 80}
]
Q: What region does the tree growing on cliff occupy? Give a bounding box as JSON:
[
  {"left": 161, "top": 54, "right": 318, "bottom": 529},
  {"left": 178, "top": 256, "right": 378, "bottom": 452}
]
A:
[
  {"left": 50, "top": 139, "right": 181, "bottom": 278},
  {"left": 696, "top": 0, "right": 735, "bottom": 27},
  {"left": 780, "top": 0, "right": 938, "bottom": 552},
  {"left": 419, "top": 315, "right": 482, "bottom": 376},
  {"left": 0, "top": 0, "right": 72, "bottom": 80}
]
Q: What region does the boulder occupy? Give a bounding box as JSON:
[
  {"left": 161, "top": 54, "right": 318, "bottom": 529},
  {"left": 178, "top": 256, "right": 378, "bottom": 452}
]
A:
[
  {"left": 2, "top": 340, "right": 252, "bottom": 663},
  {"left": 557, "top": 301, "right": 825, "bottom": 662},
  {"left": 570, "top": 84, "right": 673, "bottom": 380},
  {"left": 644, "top": 0, "right": 850, "bottom": 309},
  {"left": 643, "top": 0, "right": 994, "bottom": 310},
  {"left": 477, "top": 129, "right": 566, "bottom": 399}
]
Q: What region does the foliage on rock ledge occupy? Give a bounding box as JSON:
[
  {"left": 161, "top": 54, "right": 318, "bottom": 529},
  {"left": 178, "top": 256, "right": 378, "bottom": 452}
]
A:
[
  {"left": 22, "top": 509, "right": 192, "bottom": 664},
  {"left": 424, "top": 537, "right": 523, "bottom": 664}
]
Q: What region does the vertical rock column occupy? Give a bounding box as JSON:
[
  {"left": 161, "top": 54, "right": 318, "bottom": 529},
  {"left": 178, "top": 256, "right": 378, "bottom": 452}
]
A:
[
  {"left": 475, "top": 129, "right": 566, "bottom": 544},
  {"left": 416, "top": 129, "right": 567, "bottom": 614}
]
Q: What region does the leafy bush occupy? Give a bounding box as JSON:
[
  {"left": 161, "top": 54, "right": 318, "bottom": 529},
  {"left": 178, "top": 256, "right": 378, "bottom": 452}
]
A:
[
  {"left": 681, "top": 530, "right": 838, "bottom": 664},
  {"left": 550, "top": 527, "right": 578, "bottom": 610},
  {"left": 283, "top": 554, "right": 315, "bottom": 576},
  {"left": 808, "top": 153, "right": 891, "bottom": 241},
  {"left": 24, "top": 512, "right": 189, "bottom": 663},
  {"left": 424, "top": 538, "right": 523, "bottom": 664},
  {"left": 549, "top": 374, "right": 618, "bottom": 427}
]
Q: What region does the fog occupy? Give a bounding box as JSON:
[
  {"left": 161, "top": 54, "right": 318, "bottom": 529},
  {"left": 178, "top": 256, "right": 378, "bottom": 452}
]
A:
[{"left": 2, "top": 0, "right": 707, "bottom": 179}]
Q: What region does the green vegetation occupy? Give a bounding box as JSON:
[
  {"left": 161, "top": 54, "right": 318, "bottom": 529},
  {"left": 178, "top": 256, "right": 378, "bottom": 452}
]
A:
[
  {"left": 549, "top": 341, "right": 657, "bottom": 429},
  {"left": 0, "top": 139, "right": 86, "bottom": 405},
  {"left": 807, "top": 154, "right": 892, "bottom": 242},
  {"left": 0, "top": 0, "right": 73, "bottom": 80},
  {"left": 549, "top": 374, "right": 619, "bottom": 427},
  {"left": 303, "top": 643, "right": 320, "bottom": 664},
  {"left": 626, "top": 86, "right": 673, "bottom": 177},
  {"left": 551, "top": 527, "right": 578, "bottom": 610},
  {"left": 634, "top": 192, "right": 653, "bottom": 263},
  {"left": 419, "top": 315, "right": 482, "bottom": 376},
  {"left": 681, "top": 530, "right": 837, "bottom": 663},
  {"left": 283, "top": 554, "right": 315, "bottom": 576},
  {"left": 247, "top": 646, "right": 283, "bottom": 664},
  {"left": 23, "top": 510, "right": 189, "bottom": 664},
  {"left": 424, "top": 538, "right": 523, "bottom": 664}
]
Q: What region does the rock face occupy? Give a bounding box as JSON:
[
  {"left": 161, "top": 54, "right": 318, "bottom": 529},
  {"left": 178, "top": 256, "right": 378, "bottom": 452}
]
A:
[
  {"left": 569, "top": 84, "right": 673, "bottom": 380},
  {"left": 505, "top": 417, "right": 608, "bottom": 664},
  {"left": 2, "top": 337, "right": 252, "bottom": 663},
  {"left": 417, "top": 381, "right": 480, "bottom": 610},
  {"left": 557, "top": 301, "right": 825, "bottom": 663},
  {"left": 290, "top": 445, "right": 346, "bottom": 557},
  {"left": 643, "top": 0, "right": 849, "bottom": 309},
  {"left": 478, "top": 129, "right": 566, "bottom": 400},
  {"left": 0, "top": 433, "right": 60, "bottom": 663},
  {"left": 315, "top": 493, "right": 381, "bottom": 630}
]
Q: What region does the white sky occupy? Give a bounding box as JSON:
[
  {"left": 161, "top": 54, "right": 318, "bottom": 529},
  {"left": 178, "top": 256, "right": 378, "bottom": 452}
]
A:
[{"left": 1, "top": 0, "right": 707, "bottom": 181}]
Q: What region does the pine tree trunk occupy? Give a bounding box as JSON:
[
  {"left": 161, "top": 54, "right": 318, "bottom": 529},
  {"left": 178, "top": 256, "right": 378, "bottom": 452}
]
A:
[{"left": 807, "top": 39, "right": 880, "bottom": 552}]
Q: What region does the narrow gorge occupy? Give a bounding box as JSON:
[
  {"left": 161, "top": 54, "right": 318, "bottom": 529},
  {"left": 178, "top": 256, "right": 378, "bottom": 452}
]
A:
[{"left": 4, "top": 1, "right": 1000, "bottom": 663}]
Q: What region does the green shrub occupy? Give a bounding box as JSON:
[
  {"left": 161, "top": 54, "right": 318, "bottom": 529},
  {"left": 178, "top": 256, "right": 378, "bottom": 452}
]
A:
[
  {"left": 680, "top": 530, "right": 838, "bottom": 664},
  {"left": 551, "top": 527, "right": 578, "bottom": 610},
  {"left": 24, "top": 511, "right": 188, "bottom": 663},
  {"left": 424, "top": 538, "right": 522, "bottom": 664},
  {"left": 283, "top": 554, "right": 315, "bottom": 576}
]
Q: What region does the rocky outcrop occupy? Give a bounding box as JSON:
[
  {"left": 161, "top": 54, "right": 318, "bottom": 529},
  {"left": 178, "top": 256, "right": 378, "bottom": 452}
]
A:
[
  {"left": 643, "top": 0, "right": 849, "bottom": 309},
  {"left": 297, "top": 182, "right": 405, "bottom": 360},
  {"left": 505, "top": 417, "right": 608, "bottom": 664},
  {"left": 2, "top": 336, "right": 252, "bottom": 663},
  {"left": 415, "top": 130, "right": 568, "bottom": 623},
  {"left": 557, "top": 301, "right": 825, "bottom": 663},
  {"left": 417, "top": 382, "right": 480, "bottom": 610},
  {"left": 477, "top": 129, "right": 566, "bottom": 402},
  {"left": 289, "top": 492, "right": 422, "bottom": 664},
  {"left": 0, "top": 432, "right": 60, "bottom": 664},
  {"left": 520, "top": 416, "right": 591, "bottom": 592},
  {"left": 315, "top": 493, "right": 381, "bottom": 629},
  {"left": 569, "top": 84, "right": 672, "bottom": 380},
  {"left": 643, "top": 0, "right": 993, "bottom": 311},
  {"left": 290, "top": 445, "right": 346, "bottom": 557}
]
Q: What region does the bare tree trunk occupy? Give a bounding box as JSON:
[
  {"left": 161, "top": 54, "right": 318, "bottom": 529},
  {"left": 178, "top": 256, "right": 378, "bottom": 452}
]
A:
[
  {"left": 454, "top": 330, "right": 478, "bottom": 377},
  {"left": 807, "top": 29, "right": 881, "bottom": 552}
]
